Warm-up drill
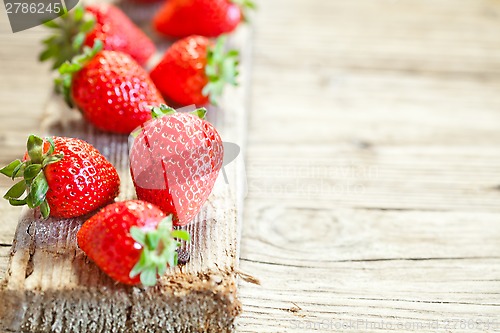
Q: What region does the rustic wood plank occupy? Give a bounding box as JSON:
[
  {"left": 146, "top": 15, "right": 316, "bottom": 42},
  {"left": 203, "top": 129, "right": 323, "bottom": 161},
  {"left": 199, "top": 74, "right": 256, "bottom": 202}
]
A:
[
  {"left": 238, "top": 259, "right": 500, "bottom": 333},
  {"left": 244, "top": 146, "right": 500, "bottom": 211},
  {"left": 234, "top": 0, "right": 500, "bottom": 332},
  {"left": 2, "top": 0, "right": 500, "bottom": 332},
  {"left": 236, "top": 205, "right": 500, "bottom": 332},
  {"left": 247, "top": 69, "right": 500, "bottom": 147},
  {"left": 253, "top": 0, "right": 500, "bottom": 76}
]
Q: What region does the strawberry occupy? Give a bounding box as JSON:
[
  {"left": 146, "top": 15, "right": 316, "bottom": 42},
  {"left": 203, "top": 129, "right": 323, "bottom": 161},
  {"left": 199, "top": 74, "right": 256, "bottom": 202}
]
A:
[
  {"left": 153, "top": 0, "right": 255, "bottom": 38},
  {"left": 129, "top": 105, "right": 224, "bottom": 226},
  {"left": 0, "top": 135, "right": 120, "bottom": 219},
  {"left": 57, "top": 41, "right": 165, "bottom": 134},
  {"left": 150, "top": 35, "right": 238, "bottom": 106},
  {"left": 40, "top": 4, "right": 155, "bottom": 69},
  {"left": 77, "top": 200, "right": 189, "bottom": 286}
]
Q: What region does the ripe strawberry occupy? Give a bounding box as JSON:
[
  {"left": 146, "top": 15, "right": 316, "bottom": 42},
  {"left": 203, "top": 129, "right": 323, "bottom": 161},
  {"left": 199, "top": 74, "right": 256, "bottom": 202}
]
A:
[
  {"left": 57, "top": 41, "right": 165, "bottom": 134},
  {"left": 77, "top": 200, "right": 189, "bottom": 286},
  {"left": 129, "top": 105, "right": 224, "bottom": 226},
  {"left": 40, "top": 4, "right": 155, "bottom": 69},
  {"left": 0, "top": 135, "right": 120, "bottom": 219},
  {"left": 150, "top": 35, "right": 238, "bottom": 106},
  {"left": 153, "top": 0, "right": 255, "bottom": 38}
]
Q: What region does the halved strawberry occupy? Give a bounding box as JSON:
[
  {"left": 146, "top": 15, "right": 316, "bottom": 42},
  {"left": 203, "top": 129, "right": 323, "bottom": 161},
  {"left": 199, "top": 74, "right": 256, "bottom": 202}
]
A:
[{"left": 130, "top": 105, "right": 224, "bottom": 226}]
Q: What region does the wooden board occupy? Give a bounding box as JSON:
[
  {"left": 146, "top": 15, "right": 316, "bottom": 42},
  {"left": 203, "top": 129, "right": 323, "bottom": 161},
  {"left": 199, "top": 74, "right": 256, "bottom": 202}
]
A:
[
  {"left": 234, "top": 0, "right": 500, "bottom": 332},
  {"left": 2, "top": 0, "right": 500, "bottom": 332},
  {"left": 0, "top": 3, "right": 252, "bottom": 332}
]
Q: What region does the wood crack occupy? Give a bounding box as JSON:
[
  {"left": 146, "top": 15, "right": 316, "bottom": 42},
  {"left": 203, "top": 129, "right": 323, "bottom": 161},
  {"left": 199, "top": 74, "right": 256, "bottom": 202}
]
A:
[
  {"left": 344, "top": 297, "right": 500, "bottom": 307},
  {"left": 241, "top": 256, "right": 500, "bottom": 267},
  {"left": 354, "top": 206, "right": 449, "bottom": 212}
]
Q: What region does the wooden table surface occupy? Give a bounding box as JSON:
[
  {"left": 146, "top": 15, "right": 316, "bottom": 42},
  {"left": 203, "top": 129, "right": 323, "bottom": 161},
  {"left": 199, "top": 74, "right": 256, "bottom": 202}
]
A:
[{"left": 1, "top": 0, "right": 500, "bottom": 332}]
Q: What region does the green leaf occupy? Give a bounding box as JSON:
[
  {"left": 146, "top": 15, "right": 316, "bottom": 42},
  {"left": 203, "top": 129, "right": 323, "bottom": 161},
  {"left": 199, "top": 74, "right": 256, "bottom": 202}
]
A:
[
  {"left": 73, "top": 6, "right": 84, "bottom": 21},
  {"left": 11, "top": 162, "right": 25, "bottom": 179},
  {"left": 40, "top": 200, "right": 50, "bottom": 218},
  {"left": 151, "top": 104, "right": 176, "bottom": 119},
  {"left": 4, "top": 181, "right": 26, "bottom": 199},
  {"left": 171, "top": 230, "right": 190, "bottom": 241},
  {"left": 39, "top": 4, "right": 98, "bottom": 70},
  {"left": 27, "top": 172, "right": 49, "bottom": 209},
  {"left": 145, "top": 232, "right": 161, "bottom": 249},
  {"left": 58, "top": 61, "right": 82, "bottom": 74},
  {"left": 27, "top": 135, "right": 44, "bottom": 164},
  {"left": 231, "top": 0, "right": 256, "bottom": 21},
  {"left": 24, "top": 164, "right": 42, "bottom": 181},
  {"left": 43, "top": 20, "right": 59, "bottom": 28},
  {"left": 0, "top": 160, "right": 22, "bottom": 178},
  {"left": 45, "top": 137, "right": 56, "bottom": 155},
  {"left": 130, "top": 227, "right": 146, "bottom": 246},
  {"left": 42, "top": 35, "right": 58, "bottom": 45},
  {"left": 9, "top": 198, "right": 27, "bottom": 206},
  {"left": 189, "top": 108, "right": 207, "bottom": 120},
  {"left": 42, "top": 154, "right": 63, "bottom": 168},
  {"left": 202, "top": 36, "right": 240, "bottom": 105},
  {"left": 140, "top": 268, "right": 157, "bottom": 287},
  {"left": 55, "top": 39, "right": 102, "bottom": 107},
  {"left": 72, "top": 32, "right": 86, "bottom": 51},
  {"left": 128, "top": 214, "right": 190, "bottom": 287},
  {"left": 80, "top": 16, "right": 96, "bottom": 33},
  {"left": 39, "top": 48, "right": 57, "bottom": 62}
]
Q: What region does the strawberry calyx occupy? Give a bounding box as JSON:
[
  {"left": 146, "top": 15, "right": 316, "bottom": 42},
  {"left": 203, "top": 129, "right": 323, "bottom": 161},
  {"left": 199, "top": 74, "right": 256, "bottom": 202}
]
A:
[
  {"left": 151, "top": 104, "right": 207, "bottom": 120},
  {"left": 231, "top": 0, "right": 257, "bottom": 21},
  {"left": 202, "top": 36, "right": 239, "bottom": 106},
  {"left": 0, "top": 135, "right": 63, "bottom": 218},
  {"left": 55, "top": 40, "right": 103, "bottom": 107},
  {"left": 39, "top": 6, "right": 96, "bottom": 70},
  {"left": 129, "top": 215, "right": 190, "bottom": 286}
]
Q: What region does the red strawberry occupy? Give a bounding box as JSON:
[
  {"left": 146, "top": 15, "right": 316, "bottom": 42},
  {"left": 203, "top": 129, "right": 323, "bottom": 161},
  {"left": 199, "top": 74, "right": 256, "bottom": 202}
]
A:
[
  {"left": 40, "top": 4, "right": 155, "bottom": 69},
  {"left": 150, "top": 35, "right": 238, "bottom": 106},
  {"left": 0, "top": 135, "right": 120, "bottom": 219},
  {"left": 129, "top": 105, "right": 224, "bottom": 226},
  {"left": 57, "top": 42, "right": 165, "bottom": 134},
  {"left": 77, "top": 200, "right": 189, "bottom": 286},
  {"left": 130, "top": 0, "right": 163, "bottom": 3},
  {"left": 153, "top": 0, "right": 255, "bottom": 38}
]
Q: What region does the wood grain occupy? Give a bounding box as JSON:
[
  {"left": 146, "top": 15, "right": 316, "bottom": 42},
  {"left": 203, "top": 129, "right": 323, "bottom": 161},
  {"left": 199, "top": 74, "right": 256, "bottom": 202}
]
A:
[
  {"left": 1, "top": 0, "right": 500, "bottom": 332},
  {"left": 235, "top": 0, "right": 500, "bottom": 331}
]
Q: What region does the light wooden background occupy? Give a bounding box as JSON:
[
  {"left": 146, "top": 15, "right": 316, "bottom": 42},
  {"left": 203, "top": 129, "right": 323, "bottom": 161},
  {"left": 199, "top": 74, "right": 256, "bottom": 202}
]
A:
[{"left": 1, "top": 0, "right": 500, "bottom": 332}]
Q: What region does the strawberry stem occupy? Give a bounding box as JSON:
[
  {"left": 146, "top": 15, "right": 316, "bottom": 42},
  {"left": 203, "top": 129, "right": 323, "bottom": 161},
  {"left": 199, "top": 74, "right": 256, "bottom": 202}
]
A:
[
  {"left": 55, "top": 40, "right": 103, "bottom": 107},
  {"left": 39, "top": 6, "right": 96, "bottom": 69},
  {"left": 129, "top": 215, "right": 190, "bottom": 287},
  {"left": 151, "top": 104, "right": 207, "bottom": 120},
  {"left": 230, "top": 0, "right": 256, "bottom": 22},
  {"left": 0, "top": 135, "right": 63, "bottom": 218},
  {"left": 202, "top": 36, "right": 239, "bottom": 106}
]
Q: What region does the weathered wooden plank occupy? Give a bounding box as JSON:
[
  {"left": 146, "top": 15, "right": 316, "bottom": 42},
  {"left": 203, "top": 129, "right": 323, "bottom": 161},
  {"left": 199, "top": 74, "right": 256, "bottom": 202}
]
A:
[
  {"left": 252, "top": 0, "right": 500, "bottom": 76},
  {"left": 240, "top": 203, "right": 500, "bottom": 263},
  {"left": 236, "top": 205, "right": 500, "bottom": 332},
  {"left": 245, "top": 146, "right": 500, "bottom": 211},
  {"left": 0, "top": 10, "right": 251, "bottom": 333},
  {"left": 1, "top": 205, "right": 240, "bottom": 333},
  {"left": 2, "top": 0, "right": 500, "bottom": 332},
  {"left": 247, "top": 69, "right": 500, "bottom": 147},
  {"left": 237, "top": 259, "right": 500, "bottom": 333}
]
